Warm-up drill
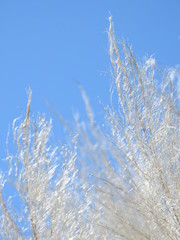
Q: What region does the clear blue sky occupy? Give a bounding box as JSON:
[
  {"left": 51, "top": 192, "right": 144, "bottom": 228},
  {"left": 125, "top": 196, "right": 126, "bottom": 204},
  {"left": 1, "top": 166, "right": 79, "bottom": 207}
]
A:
[{"left": 0, "top": 1, "right": 180, "bottom": 160}]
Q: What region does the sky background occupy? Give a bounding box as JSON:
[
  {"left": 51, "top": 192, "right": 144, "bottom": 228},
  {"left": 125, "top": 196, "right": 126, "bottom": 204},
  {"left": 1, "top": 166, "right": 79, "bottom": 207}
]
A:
[{"left": 0, "top": 1, "right": 180, "bottom": 161}]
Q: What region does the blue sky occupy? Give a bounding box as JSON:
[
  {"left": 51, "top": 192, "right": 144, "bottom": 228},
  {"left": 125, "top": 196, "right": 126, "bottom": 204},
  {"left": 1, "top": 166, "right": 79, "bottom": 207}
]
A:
[{"left": 0, "top": 1, "right": 180, "bottom": 160}]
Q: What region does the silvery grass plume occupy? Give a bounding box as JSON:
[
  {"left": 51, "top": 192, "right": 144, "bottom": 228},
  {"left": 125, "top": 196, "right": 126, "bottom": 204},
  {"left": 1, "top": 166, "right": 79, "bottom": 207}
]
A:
[
  {"left": 75, "top": 17, "right": 180, "bottom": 239},
  {"left": 0, "top": 17, "right": 179, "bottom": 240},
  {"left": 0, "top": 89, "right": 92, "bottom": 240}
]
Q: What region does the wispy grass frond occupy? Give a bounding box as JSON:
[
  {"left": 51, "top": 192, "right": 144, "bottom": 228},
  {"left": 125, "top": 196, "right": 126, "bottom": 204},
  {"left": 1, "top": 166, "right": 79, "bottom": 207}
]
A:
[{"left": 0, "top": 18, "right": 179, "bottom": 240}]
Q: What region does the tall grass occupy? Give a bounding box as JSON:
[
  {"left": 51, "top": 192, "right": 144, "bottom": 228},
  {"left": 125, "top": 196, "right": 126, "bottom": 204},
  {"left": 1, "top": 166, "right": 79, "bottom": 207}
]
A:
[{"left": 0, "top": 17, "right": 179, "bottom": 239}]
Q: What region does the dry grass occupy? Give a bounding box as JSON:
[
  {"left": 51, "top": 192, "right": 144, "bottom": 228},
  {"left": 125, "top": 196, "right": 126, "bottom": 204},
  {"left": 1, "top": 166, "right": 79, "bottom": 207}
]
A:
[{"left": 0, "top": 17, "right": 179, "bottom": 240}]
